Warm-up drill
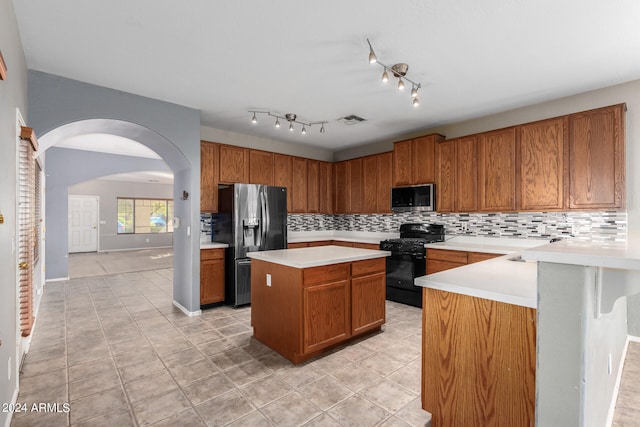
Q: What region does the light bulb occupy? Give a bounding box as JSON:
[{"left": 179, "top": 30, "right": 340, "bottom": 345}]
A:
[
  {"left": 251, "top": 113, "right": 258, "bottom": 124},
  {"left": 411, "top": 86, "right": 418, "bottom": 98},
  {"left": 381, "top": 70, "right": 389, "bottom": 83},
  {"left": 301, "top": 126, "right": 307, "bottom": 134},
  {"left": 275, "top": 118, "right": 280, "bottom": 128},
  {"left": 413, "top": 97, "right": 420, "bottom": 107},
  {"left": 398, "top": 78, "right": 405, "bottom": 91},
  {"left": 320, "top": 124, "right": 325, "bottom": 134},
  {"left": 367, "top": 39, "right": 377, "bottom": 64},
  {"left": 289, "top": 122, "right": 294, "bottom": 132}
]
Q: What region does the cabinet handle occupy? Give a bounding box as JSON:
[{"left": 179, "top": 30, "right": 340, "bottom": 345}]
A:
[{"left": 19, "top": 261, "right": 28, "bottom": 270}]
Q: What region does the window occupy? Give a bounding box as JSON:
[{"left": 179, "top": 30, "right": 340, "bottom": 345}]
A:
[{"left": 117, "top": 198, "right": 174, "bottom": 234}]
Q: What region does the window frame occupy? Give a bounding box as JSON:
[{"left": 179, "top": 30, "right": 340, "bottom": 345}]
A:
[{"left": 117, "top": 197, "right": 174, "bottom": 235}]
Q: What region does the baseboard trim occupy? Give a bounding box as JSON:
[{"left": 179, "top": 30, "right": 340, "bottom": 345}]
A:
[
  {"left": 606, "top": 335, "right": 632, "bottom": 427},
  {"left": 172, "top": 300, "right": 201, "bottom": 317},
  {"left": 46, "top": 276, "right": 70, "bottom": 283},
  {"left": 97, "top": 246, "right": 173, "bottom": 253}
]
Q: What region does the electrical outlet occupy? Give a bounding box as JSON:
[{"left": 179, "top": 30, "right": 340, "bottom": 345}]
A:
[
  {"left": 608, "top": 353, "right": 612, "bottom": 375},
  {"left": 266, "top": 274, "right": 272, "bottom": 287},
  {"left": 537, "top": 224, "right": 546, "bottom": 234}
]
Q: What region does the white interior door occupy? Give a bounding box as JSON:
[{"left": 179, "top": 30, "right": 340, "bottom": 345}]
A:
[{"left": 68, "top": 196, "right": 99, "bottom": 253}]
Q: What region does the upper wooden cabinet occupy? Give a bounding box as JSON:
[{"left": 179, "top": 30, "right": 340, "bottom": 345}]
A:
[
  {"left": 273, "top": 154, "right": 293, "bottom": 212},
  {"left": 435, "top": 136, "right": 478, "bottom": 213},
  {"left": 568, "top": 104, "right": 625, "bottom": 209},
  {"left": 307, "top": 160, "right": 320, "bottom": 213},
  {"left": 348, "top": 158, "right": 363, "bottom": 213},
  {"left": 435, "top": 140, "right": 455, "bottom": 213},
  {"left": 219, "top": 144, "right": 249, "bottom": 184},
  {"left": 477, "top": 128, "right": 517, "bottom": 212},
  {"left": 362, "top": 155, "right": 378, "bottom": 213},
  {"left": 318, "top": 162, "right": 333, "bottom": 214},
  {"left": 393, "top": 134, "right": 445, "bottom": 186},
  {"left": 377, "top": 152, "right": 393, "bottom": 213},
  {"left": 200, "top": 141, "right": 219, "bottom": 212},
  {"left": 291, "top": 157, "right": 308, "bottom": 213},
  {"left": 334, "top": 161, "right": 349, "bottom": 214},
  {"left": 519, "top": 117, "right": 567, "bottom": 211},
  {"left": 249, "top": 150, "right": 274, "bottom": 185}
]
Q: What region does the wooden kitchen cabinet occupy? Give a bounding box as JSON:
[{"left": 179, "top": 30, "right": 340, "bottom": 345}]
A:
[
  {"left": 334, "top": 161, "right": 349, "bottom": 214},
  {"left": 427, "top": 248, "right": 502, "bottom": 274},
  {"left": 362, "top": 155, "right": 378, "bottom": 213},
  {"left": 219, "top": 144, "right": 249, "bottom": 184},
  {"left": 377, "top": 152, "right": 393, "bottom": 213},
  {"left": 477, "top": 128, "right": 517, "bottom": 212},
  {"left": 291, "top": 157, "right": 308, "bottom": 213},
  {"left": 435, "top": 140, "right": 455, "bottom": 213},
  {"left": 351, "top": 258, "right": 386, "bottom": 335},
  {"left": 200, "top": 248, "right": 225, "bottom": 305},
  {"left": 273, "top": 154, "right": 293, "bottom": 212},
  {"left": 568, "top": 104, "right": 625, "bottom": 209},
  {"left": 393, "top": 134, "right": 445, "bottom": 186},
  {"left": 249, "top": 149, "right": 274, "bottom": 185},
  {"left": 436, "top": 137, "right": 477, "bottom": 213},
  {"left": 348, "top": 158, "right": 363, "bottom": 213},
  {"left": 307, "top": 160, "right": 319, "bottom": 213},
  {"left": 200, "top": 141, "right": 219, "bottom": 212},
  {"left": 319, "top": 161, "right": 333, "bottom": 214},
  {"left": 519, "top": 117, "right": 567, "bottom": 211}
]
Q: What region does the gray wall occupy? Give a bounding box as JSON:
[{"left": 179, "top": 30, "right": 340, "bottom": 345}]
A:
[
  {"left": 69, "top": 178, "right": 174, "bottom": 252},
  {"left": 46, "top": 147, "right": 172, "bottom": 277},
  {"left": 0, "top": 1, "right": 28, "bottom": 424},
  {"left": 29, "top": 72, "right": 203, "bottom": 313}
]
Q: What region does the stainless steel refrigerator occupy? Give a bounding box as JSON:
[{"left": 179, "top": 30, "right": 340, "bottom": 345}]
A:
[{"left": 213, "top": 184, "right": 288, "bottom": 307}]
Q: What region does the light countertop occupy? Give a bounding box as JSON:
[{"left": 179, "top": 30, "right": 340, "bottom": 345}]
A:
[
  {"left": 521, "top": 233, "right": 640, "bottom": 270},
  {"left": 425, "top": 235, "right": 546, "bottom": 254},
  {"left": 415, "top": 254, "right": 538, "bottom": 308},
  {"left": 200, "top": 242, "right": 229, "bottom": 249},
  {"left": 287, "top": 231, "right": 397, "bottom": 245},
  {"left": 247, "top": 245, "right": 391, "bottom": 269}
]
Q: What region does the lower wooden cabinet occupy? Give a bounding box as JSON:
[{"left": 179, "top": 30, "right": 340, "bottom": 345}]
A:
[
  {"left": 200, "top": 248, "right": 225, "bottom": 306},
  {"left": 351, "top": 259, "right": 386, "bottom": 335},
  {"left": 427, "top": 248, "right": 501, "bottom": 274},
  {"left": 303, "top": 279, "right": 350, "bottom": 354}
]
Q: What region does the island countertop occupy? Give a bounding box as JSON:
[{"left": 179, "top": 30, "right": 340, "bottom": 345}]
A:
[{"left": 246, "top": 245, "right": 391, "bottom": 268}]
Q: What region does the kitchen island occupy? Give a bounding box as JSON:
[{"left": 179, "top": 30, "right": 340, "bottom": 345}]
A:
[
  {"left": 415, "top": 253, "right": 537, "bottom": 427},
  {"left": 247, "top": 245, "right": 390, "bottom": 364}
]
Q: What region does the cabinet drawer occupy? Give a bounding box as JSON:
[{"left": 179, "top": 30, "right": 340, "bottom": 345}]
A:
[
  {"left": 307, "top": 240, "right": 332, "bottom": 247},
  {"left": 468, "top": 252, "right": 502, "bottom": 264},
  {"left": 427, "top": 248, "right": 468, "bottom": 264},
  {"left": 303, "top": 263, "right": 350, "bottom": 286},
  {"left": 201, "top": 248, "right": 224, "bottom": 260},
  {"left": 287, "top": 242, "right": 309, "bottom": 249},
  {"left": 352, "top": 242, "right": 380, "bottom": 250},
  {"left": 352, "top": 258, "right": 385, "bottom": 277},
  {"left": 427, "top": 259, "right": 465, "bottom": 274}
]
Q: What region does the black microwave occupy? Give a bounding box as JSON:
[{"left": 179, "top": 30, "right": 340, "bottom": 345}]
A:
[{"left": 391, "top": 184, "right": 435, "bottom": 212}]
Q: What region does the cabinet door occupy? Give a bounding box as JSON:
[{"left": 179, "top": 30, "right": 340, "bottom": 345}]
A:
[
  {"left": 334, "top": 161, "right": 349, "bottom": 214},
  {"left": 200, "top": 142, "right": 219, "bottom": 212},
  {"left": 435, "top": 140, "right": 455, "bottom": 213},
  {"left": 303, "top": 279, "right": 350, "bottom": 354},
  {"left": 413, "top": 134, "right": 443, "bottom": 184},
  {"left": 307, "top": 160, "right": 320, "bottom": 213},
  {"left": 362, "top": 155, "right": 378, "bottom": 213},
  {"left": 377, "top": 152, "right": 393, "bottom": 213},
  {"left": 569, "top": 104, "right": 625, "bottom": 209},
  {"left": 249, "top": 150, "right": 274, "bottom": 185},
  {"left": 291, "top": 157, "right": 308, "bottom": 213},
  {"left": 393, "top": 139, "right": 413, "bottom": 186},
  {"left": 219, "top": 145, "right": 249, "bottom": 184},
  {"left": 200, "top": 250, "right": 225, "bottom": 305},
  {"left": 351, "top": 272, "right": 385, "bottom": 335},
  {"left": 477, "top": 128, "right": 517, "bottom": 212},
  {"left": 274, "top": 154, "right": 292, "bottom": 212},
  {"left": 456, "top": 137, "right": 478, "bottom": 212},
  {"left": 519, "top": 118, "right": 567, "bottom": 211},
  {"left": 348, "top": 158, "right": 363, "bottom": 213},
  {"left": 319, "top": 161, "right": 333, "bottom": 214}
]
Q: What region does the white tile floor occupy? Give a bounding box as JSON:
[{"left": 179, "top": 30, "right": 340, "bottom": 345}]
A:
[{"left": 12, "top": 251, "right": 433, "bottom": 426}]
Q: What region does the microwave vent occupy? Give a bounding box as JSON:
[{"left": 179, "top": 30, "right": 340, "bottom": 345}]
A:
[{"left": 337, "top": 115, "right": 366, "bottom": 125}]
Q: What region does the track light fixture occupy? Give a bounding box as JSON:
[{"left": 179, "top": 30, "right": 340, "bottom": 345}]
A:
[
  {"left": 366, "top": 38, "right": 422, "bottom": 108},
  {"left": 248, "top": 111, "right": 328, "bottom": 135}
]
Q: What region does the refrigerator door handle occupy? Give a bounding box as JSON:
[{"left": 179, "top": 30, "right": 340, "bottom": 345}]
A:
[{"left": 260, "top": 189, "right": 268, "bottom": 249}]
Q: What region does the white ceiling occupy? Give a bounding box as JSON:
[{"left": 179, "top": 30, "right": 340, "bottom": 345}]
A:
[
  {"left": 12, "top": 0, "right": 640, "bottom": 152},
  {"left": 97, "top": 171, "right": 174, "bottom": 185}
]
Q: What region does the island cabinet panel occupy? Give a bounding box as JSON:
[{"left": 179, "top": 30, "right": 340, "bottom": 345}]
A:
[
  {"left": 248, "top": 149, "right": 274, "bottom": 185},
  {"left": 422, "top": 288, "right": 536, "bottom": 427},
  {"left": 351, "top": 258, "right": 386, "bottom": 335},
  {"left": 273, "top": 154, "right": 293, "bottom": 212},
  {"left": 377, "top": 152, "right": 393, "bottom": 213},
  {"left": 568, "top": 104, "right": 625, "bottom": 209},
  {"left": 303, "top": 279, "right": 351, "bottom": 354},
  {"left": 219, "top": 144, "right": 249, "bottom": 184},
  {"left": 291, "top": 157, "right": 308, "bottom": 213},
  {"left": 318, "top": 161, "right": 333, "bottom": 214},
  {"left": 200, "top": 141, "right": 219, "bottom": 212},
  {"left": 362, "top": 155, "right": 378, "bottom": 213},
  {"left": 477, "top": 128, "right": 517, "bottom": 212},
  {"left": 519, "top": 117, "right": 567, "bottom": 211},
  {"left": 200, "top": 249, "right": 225, "bottom": 305},
  {"left": 307, "top": 160, "right": 320, "bottom": 213}
]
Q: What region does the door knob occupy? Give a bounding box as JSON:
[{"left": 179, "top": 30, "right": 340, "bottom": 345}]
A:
[{"left": 19, "top": 262, "right": 28, "bottom": 270}]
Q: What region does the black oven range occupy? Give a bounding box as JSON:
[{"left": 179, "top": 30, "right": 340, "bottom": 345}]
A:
[{"left": 379, "top": 223, "right": 445, "bottom": 308}]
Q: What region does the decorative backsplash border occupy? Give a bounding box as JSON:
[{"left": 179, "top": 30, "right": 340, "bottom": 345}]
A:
[{"left": 287, "top": 211, "right": 627, "bottom": 242}]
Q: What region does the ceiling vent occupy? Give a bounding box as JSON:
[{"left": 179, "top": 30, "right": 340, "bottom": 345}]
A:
[{"left": 337, "top": 115, "right": 366, "bottom": 125}]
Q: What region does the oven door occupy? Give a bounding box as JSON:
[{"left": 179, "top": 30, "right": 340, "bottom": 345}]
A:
[{"left": 385, "top": 252, "right": 426, "bottom": 291}]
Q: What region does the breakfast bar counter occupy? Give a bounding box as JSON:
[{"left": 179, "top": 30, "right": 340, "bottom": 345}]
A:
[{"left": 248, "top": 246, "right": 390, "bottom": 364}]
